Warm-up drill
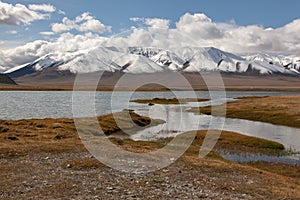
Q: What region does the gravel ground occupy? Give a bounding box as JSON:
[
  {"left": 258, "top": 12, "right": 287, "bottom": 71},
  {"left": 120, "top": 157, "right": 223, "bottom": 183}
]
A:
[
  {"left": 0, "top": 113, "right": 299, "bottom": 199},
  {"left": 1, "top": 150, "right": 294, "bottom": 200}
]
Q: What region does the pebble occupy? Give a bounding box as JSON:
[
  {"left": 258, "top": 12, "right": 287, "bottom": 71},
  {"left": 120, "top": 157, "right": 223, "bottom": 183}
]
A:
[{"left": 0, "top": 151, "right": 270, "bottom": 199}]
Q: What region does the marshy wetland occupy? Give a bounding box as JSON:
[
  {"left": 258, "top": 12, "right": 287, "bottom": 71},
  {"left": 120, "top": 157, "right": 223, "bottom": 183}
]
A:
[{"left": 0, "top": 91, "right": 300, "bottom": 199}]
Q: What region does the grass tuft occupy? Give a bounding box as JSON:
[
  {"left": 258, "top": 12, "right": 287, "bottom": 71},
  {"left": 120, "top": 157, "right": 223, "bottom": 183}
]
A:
[{"left": 191, "top": 96, "right": 300, "bottom": 128}]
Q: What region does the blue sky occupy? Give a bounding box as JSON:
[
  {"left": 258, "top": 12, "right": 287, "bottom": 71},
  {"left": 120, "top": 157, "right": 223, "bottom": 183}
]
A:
[
  {"left": 42, "top": 0, "right": 300, "bottom": 28},
  {"left": 2, "top": 0, "right": 300, "bottom": 40},
  {"left": 14, "top": 0, "right": 300, "bottom": 27},
  {"left": 1, "top": 0, "right": 300, "bottom": 70}
]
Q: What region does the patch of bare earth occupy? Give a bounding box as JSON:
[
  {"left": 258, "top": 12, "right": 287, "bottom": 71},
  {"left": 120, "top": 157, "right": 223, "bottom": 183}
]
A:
[{"left": 0, "top": 112, "right": 300, "bottom": 199}]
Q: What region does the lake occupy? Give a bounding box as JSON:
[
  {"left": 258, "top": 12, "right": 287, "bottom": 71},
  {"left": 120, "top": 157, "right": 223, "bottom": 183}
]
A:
[
  {"left": 0, "top": 90, "right": 299, "bottom": 120},
  {"left": 1, "top": 90, "right": 300, "bottom": 163}
]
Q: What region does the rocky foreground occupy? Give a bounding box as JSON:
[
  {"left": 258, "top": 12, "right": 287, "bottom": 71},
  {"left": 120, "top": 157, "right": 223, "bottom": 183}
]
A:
[{"left": 0, "top": 110, "right": 300, "bottom": 199}]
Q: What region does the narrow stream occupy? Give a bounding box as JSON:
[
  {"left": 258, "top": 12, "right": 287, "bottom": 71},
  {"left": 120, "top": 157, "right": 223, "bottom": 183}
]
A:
[{"left": 132, "top": 100, "right": 300, "bottom": 164}]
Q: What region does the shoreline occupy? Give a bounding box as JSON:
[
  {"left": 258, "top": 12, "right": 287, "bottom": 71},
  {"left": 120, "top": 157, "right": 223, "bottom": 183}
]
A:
[
  {"left": 2, "top": 72, "right": 300, "bottom": 92},
  {"left": 1, "top": 113, "right": 300, "bottom": 198},
  {"left": 1, "top": 95, "right": 300, "bottom": 198},
  {"left": 1, "top": 85, "right": 300, "bottom": 92},
  {"left": 192, "top": 95, "right": 300, "bottom": 129}
]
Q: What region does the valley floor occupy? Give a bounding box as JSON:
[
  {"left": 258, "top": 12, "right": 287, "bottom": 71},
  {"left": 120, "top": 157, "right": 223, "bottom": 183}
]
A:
[
  {"left": 2, "top": 73, "right": 300, "bottom": 92},
  {"left": 1, "top": 96, "right": 300, "bottom": 199}
]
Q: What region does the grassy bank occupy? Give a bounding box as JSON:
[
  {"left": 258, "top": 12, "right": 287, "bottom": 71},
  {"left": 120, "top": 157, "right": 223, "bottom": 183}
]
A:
[
  {"left": 190, "top": 95, "right": 300, "bottom": 128},
  {"left": 131, "top": 98, "right": 209, "bottom": 105},
  {"left": 1, "top": 112, "right": 300, "bottom": 199},
  {"left": 0, "top": 111, "right": 164, "bottom": 157}
]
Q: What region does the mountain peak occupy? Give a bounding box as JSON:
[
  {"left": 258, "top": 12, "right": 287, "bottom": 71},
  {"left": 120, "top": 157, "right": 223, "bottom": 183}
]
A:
[{"left": 4, "top": 46, "right": 300, "bottom": 77}]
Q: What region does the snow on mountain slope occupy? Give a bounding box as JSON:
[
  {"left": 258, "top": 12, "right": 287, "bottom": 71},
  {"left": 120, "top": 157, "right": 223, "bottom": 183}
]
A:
[
  {"left": 171, "top": 47, "right": 246, "bottom": 72},
  {"left": 4, "top": 62, "right": 31, "bottom": 74},
  {"left": 58, "top": 47, "right": 121, "bottom": 73},
  {"left": 59, "top": 47, "right": 165, "bottom": 74},
  {"left": 5, "top": 47, "right": 165, "bottom": 76},
  {"left": 128, "top": 47, "right": 186, "bottom": 71},
  {"left": 4, "top": 46, "right": 300, "bottom": 77},
  {"left": 245, "top": 53, "right": 292, "bottom": 66},
  {"left": 4, "top": 53, "right": 70, "bottom": 77},
  {"left": 128, "top": 47, "right": 162, "bottom": 58},
  {"left": 248, "top": 61, "right": 295, "bottom": 75},
  {"left": 245, "top": 53, "right": 300, "bottom": 74},
  {"left": 117, "top": 54, "right": 165, "bottom": 73},
  {"left": 129, "top": 46, "right": 294, "bottom": 74},
  {"left": 149, "top": 50, "right": 186, "bottom": 70},
  {"left": 128, "top": 47, "right": 246, "bottom": 72}
]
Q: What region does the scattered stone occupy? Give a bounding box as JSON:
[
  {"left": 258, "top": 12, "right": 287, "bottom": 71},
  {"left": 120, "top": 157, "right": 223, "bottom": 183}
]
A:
[
  {"left": 0, "top": 127, "right": 9, "bottom": 133},
  {"left": 54, "top": 134, "right": 65, "bottom": 140},
  {"left": 106, "top": 187, "right": 114, "bottom": 190},
  {"left": 6, "top": 136, "right": 18, "bottom": 141}
]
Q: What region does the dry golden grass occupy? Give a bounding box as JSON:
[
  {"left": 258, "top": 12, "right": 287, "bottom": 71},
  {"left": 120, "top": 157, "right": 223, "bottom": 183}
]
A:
[
  {"left": 1, "top": 111, "right": 300, "bottom": 198},
  {"left": 0, "top": 111, "right": 164, "bottom": 157},
  {"left": 185, "top": 154, "right": 300, "bottom": 198},
  {"left": 192, "top": 95, "right": 300, "bottom": 128},
  {"left": 97, "top": 111, "right": 164, "bottom": 135},
  {"left": 186, "top": 130, "right": 285, "bottom": 156},
  {"left": 61, "top": 158, "right": 105, "bottom": 170},
  {"left": 246, "top": 161, "right": 300, "bottom": 178}
]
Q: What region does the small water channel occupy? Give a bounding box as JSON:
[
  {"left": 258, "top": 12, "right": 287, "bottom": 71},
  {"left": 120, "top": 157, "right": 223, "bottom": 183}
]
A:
[
  {"left": 1, "top": 90, "right": 300, "bottom": 164},
  {"left": 132, "top": 99, "right": 300, "bottom": 165}
]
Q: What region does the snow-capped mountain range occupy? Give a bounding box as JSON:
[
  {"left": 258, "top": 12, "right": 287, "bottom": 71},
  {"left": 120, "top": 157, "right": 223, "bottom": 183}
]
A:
[{"left": 4, "top": 46, "right": 300, "bottom": 77}]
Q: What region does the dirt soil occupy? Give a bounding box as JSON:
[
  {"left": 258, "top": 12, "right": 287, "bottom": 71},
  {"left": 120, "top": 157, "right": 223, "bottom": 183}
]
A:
[
  {"left": 3, "top": 72, "right": 300, "bottom": 91},
  {"left": 1, "top": 111, "right": 300, "bottom": 199}
]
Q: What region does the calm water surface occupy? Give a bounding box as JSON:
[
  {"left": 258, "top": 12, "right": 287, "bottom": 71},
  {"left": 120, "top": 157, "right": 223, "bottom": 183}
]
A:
[
  {"left": 1, "top": 90, "right": 298, "bottom": 120},
  {"left": 1, "top": 90, "right": 300, "bottom": 163}
]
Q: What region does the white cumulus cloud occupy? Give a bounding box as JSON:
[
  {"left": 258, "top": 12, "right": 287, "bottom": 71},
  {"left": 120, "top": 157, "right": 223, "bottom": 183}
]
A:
[
  {"left": 40, "top": 31, "right": 55, "bottom": 36},
  {"left": 28, "top": 4, "right": 56, "bottom": 13},
  {"left": 1, "top": 12, "right": 300, "bottom": 71},
  {"left": 126, "top": 13, "right": 300, "bottom": 55},
  {"left": 0, "top": 1, "right": 55, "bottom": 25},
  {"left": 0, "top": 33, "right": 108, "bottom": 68},
  {"left": 51, "top": 17, "right": 75, "bottom": 33},
  {"left": 51, "top": 12, "right": 111, "bottom": 34},
  {"left": 176, "top": 13, "right": 224, "bottom": 40},
  {"left": 130, "top": 17, "right": 170, "bottom": 29}
]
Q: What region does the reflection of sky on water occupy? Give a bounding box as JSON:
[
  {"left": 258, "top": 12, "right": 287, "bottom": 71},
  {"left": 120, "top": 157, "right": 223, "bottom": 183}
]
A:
[
  {"left": 1, "top": 90, "right": 300, "bottom": 164},
  {"left": 133, "top": 100, "right": 300, "bottom": 164}
]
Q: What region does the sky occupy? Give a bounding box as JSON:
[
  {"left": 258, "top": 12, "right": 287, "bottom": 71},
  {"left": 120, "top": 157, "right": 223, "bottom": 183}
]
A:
[{"left": 0, "top": 0, "right": 300, "bottom": 70}]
